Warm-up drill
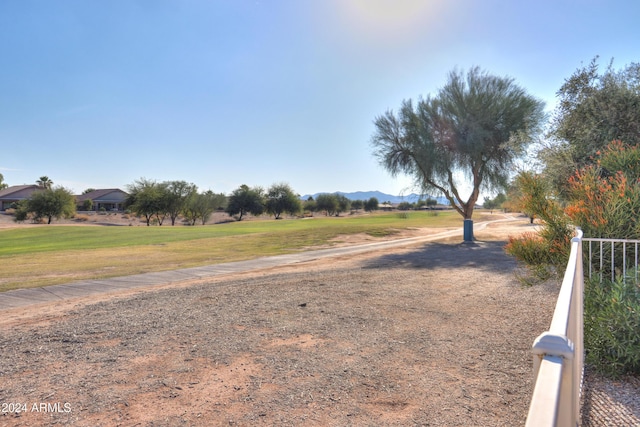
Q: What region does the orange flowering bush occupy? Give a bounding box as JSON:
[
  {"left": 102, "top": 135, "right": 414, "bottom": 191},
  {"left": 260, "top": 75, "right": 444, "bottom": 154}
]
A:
[
  {"left": 506, "top": 140, "right": 640, "bottom": 271},
  {"left": 565, "top": 141, "right": 640, "bottom": 239}
]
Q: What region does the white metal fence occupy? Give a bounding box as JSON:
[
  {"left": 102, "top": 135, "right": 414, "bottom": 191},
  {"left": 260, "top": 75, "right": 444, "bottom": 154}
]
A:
[
  {"left": 583, "top": 237, "right": 640, "bottom": 282},
  {"left": 525, "top": 232, "right": 640, "bottom": 426},
  {"left": 525, "top": 229, "right": 584, "bottom": 427}
]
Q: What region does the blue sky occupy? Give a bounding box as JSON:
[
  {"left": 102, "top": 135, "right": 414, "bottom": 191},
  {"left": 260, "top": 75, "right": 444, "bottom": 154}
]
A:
[{"left": 1, "top": 0, "right": 638, "bottom": 198}]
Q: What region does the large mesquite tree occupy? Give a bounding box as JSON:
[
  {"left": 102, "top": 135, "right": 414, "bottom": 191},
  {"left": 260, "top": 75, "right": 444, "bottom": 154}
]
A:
[{"left": 371, "top": 67, "right": 545, "bottom": 240}]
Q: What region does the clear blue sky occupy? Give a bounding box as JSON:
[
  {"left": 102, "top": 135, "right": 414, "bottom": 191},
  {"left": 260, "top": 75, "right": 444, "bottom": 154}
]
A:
[{"left": 1, "top": 0, "right": 638, "bottom": 197}]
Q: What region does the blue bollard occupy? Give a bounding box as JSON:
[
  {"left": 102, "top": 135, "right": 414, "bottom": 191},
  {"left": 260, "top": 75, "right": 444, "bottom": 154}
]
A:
[{"left": 463, "top": 219, "right": 474, "bottom": 242}]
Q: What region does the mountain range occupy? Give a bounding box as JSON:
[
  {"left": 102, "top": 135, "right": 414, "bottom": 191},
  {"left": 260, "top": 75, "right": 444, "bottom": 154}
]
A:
[{"left": 300, "top": 191, "right": 449, "bottom": 205}]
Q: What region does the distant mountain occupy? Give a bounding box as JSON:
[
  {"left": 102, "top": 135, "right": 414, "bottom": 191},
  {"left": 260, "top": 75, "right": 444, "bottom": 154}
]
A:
[{"left": 300, "top": 190, "right": 448, "bottom": 205}]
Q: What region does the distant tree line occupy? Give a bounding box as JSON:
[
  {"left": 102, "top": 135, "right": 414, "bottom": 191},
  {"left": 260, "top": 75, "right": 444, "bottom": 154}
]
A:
[
  {"left": 224, "top": 186, "right": 383, "bottom": 221},
  {"left": 125, "top": 178, "right": 226, "bottom": 226},
  {"left": 124, "top": 180, "right": 369, "bottom": 225},
  {"left": 6, "top": 176, "right": 391, "bottom": 225},
  {"left": 395, "top": 198, "right": 438, "bottom": 211},
  {"left": 8, "top": 176, "right": 426, "bottom": 226}
]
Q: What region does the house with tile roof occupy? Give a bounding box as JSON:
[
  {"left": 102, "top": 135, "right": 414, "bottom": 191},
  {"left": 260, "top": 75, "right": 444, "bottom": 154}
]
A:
[
  {"left": 0, "top": 185, "right": 41, "bottom": 211},
  {"left": 75, "top": 189, "right": 128, "bottom": 212}
]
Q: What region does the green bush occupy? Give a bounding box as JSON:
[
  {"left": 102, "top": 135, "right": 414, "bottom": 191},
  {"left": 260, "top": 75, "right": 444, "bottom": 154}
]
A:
[
  {"left": 505, "top": 232, "right": 561, "bottom": 284},
  {"left": 584, "top": 272, "right": 640, "bottom": 377},
  {"left": 505, "top": 232, "right": 551, "bottom": 265},
  {"left": 13, "top": 200, "right": 29, "bottom": 223},
  {"left": 504, "top": 209, "right": 573, "bottom": 286}
]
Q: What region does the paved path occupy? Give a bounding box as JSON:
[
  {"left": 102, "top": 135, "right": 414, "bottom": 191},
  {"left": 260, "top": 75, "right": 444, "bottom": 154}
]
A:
[{"left": 0, "top": 217, "right": 516, "bottom": 311}]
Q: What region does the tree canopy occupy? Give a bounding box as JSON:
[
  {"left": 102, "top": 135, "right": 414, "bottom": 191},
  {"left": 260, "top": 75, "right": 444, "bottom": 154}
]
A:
[
  {"left": 364, "top": 197, "right": 379, "bottom": 212},
  {"left": 125, "top": 178, "right": 168, "bottom": 226},
  {"left": 183, "top": 190, "right": 227, "bottom": 225},
  {"left": 265, "top": 183, "right": 301, "bottom": 219},
  {"left": 541, "top": 57, "right": 640, "bottom": 198},
  {"left": 314, "top": 194, "right": 338, "bottom": 216},
  {"left": 371, "top": 67, "right": 545, "bottom": 240},
  {"left": 19, "top": 187, "right": 76, "bottom": 224},
  {"left": 164, "top": 180, "right": 198, "bottom": 226},
  {"left": 226, "top": 185, "right": 264, "bottom": 221}
]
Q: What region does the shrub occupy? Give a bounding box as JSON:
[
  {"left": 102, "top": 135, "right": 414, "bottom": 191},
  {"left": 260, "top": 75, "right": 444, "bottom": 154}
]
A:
[
  {"left": 584, "top": 272, "right": 640, "bottom": 377},
  {"left": 505, "top": 214, "right": 572, "bottom": 268},
  {"left": 507, "top": 141, "right": 640, "bottom": 269},
  {"left": 13, "top": 210, "right": 28, "bottom": 223},
  {"left": 505, "top": 141, "right": 640, "bottom": 376},
  {"left": 505, "top": 232, "right": 562, "bottom": 284},
  {"left": 12, "top": 200, "right": 29, "bottom": 223},
  {"left": 505, "top": 232, "right": 551, "bottom": 266},
  {"left": 82, "top": 199, "right": 93, "bottom": 211}
]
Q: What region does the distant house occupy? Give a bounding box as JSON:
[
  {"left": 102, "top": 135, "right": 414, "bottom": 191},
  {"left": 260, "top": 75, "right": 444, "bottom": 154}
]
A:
[
  {"left": 0, "top": 185, "right": 40, "bottom": 211},
  {"left": 76, "top": 189, "right": 128, "bottom": 212}
]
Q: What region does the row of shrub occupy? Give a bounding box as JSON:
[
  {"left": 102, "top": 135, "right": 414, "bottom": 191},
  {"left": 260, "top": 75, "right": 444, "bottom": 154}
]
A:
[{"left": 505, "top": 141, "right": 640, "bottom": 377}]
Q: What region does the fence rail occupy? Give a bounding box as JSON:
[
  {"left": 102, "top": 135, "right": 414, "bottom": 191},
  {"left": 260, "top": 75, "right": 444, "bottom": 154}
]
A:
[{"left": 525, "top": 229, "right": 584, "bottom": 427}]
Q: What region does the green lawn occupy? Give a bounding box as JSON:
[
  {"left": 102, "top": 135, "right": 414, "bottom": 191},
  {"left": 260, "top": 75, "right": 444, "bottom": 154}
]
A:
[{"left": 0, "top": 211, "right": 476, "bottom": 292}]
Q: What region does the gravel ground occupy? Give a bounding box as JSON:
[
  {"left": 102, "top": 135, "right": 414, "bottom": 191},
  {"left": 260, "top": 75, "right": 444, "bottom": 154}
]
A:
[
  {"left": 0, "top": 220, "right": 638, "bottom": 426},
  {"left": 581, "top": 367, "right": 640, "bottom": 426},
  {"left": 0, "top": 235, "right": 560, "bottom": 427}
]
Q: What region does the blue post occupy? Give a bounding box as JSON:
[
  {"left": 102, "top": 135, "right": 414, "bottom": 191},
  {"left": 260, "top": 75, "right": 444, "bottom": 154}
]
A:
[{"left": 463, "top": 219, "right": 474, "bottom": 242}]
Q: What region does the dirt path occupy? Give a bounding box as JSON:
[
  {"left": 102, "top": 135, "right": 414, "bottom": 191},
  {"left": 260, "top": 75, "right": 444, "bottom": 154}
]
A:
[{"left": 1, "top": 220, "right": 559, "bottom": 426}]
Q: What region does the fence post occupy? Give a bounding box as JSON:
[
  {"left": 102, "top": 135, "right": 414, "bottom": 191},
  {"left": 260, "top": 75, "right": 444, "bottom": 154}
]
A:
[
  {"left": 531, "top": 332, "right": 577, "bottom": 427},
  {"left": 532, "top": 333, "right": 574, "bottom": 360}
]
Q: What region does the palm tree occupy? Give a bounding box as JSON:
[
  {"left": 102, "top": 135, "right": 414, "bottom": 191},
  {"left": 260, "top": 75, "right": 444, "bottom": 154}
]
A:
[{"left": 36, "top": 176, "right": 53, "bottom": 189}]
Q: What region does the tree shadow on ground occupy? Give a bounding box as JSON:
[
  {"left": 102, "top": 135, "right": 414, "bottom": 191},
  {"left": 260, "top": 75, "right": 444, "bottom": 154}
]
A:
[{"left": 362, "top": 240, "right": 517, "bottom": 274}]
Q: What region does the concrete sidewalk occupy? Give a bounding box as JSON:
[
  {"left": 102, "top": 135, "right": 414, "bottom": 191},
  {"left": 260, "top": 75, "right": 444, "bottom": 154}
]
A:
[{"left": 0, "top": 218, "right": 511, "bottom": 311}]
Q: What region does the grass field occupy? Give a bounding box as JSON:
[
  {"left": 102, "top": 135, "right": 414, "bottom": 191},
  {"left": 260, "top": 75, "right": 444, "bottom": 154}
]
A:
[{"left": 0, "top": 210, "right": 482, "bottom": 292}]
